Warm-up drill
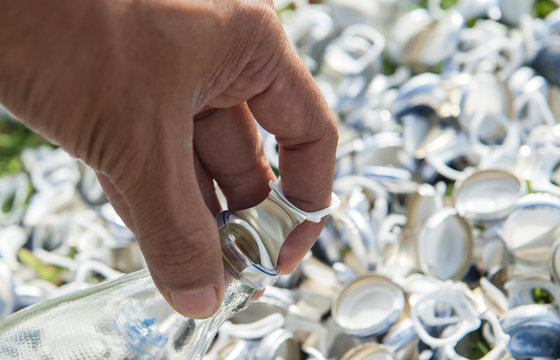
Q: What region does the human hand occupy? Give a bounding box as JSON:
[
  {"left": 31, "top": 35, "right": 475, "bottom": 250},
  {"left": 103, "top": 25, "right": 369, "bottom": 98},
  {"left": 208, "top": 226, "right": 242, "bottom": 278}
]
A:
[{"left": 0, "top": 0, "right": 337, "bottom": 318}]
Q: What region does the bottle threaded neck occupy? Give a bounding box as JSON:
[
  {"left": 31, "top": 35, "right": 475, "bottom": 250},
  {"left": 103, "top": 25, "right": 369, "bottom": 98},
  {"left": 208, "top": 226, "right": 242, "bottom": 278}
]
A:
[{"left": 218, "top": 213, "right": 279, "bottom": 290}]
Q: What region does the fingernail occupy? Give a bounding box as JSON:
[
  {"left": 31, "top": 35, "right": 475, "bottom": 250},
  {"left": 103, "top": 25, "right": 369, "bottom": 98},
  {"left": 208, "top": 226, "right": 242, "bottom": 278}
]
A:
[{"left": 170, "top": 286, "right": 219, "bottom": 319}]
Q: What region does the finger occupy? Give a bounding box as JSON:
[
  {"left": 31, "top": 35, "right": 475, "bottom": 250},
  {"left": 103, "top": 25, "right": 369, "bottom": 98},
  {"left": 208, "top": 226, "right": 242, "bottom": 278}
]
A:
[
  {"left": 248, "top": 50, "right": 337, "bottom": 209},
  {"left": 277, "top": 218, "right": 328, "bottom": 273},
  {"left": 193, "top": 103, "right": 276, "bottom": 211},
  {"left": 110, "top": 119, "right": 225, "bottom": 319},
  {"left": 247, "top": 39, "right": 338, "bottom": 272},
  {"left": 193, "top": 152, "right": 222, "bottom": 215},
  {"left": 96, "top": 172, "right": 137, "bottom": 235}
]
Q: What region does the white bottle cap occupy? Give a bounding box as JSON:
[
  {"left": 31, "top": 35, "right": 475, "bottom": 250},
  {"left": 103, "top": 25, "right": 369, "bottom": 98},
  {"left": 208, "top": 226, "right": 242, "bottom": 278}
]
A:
[{"left": 268, "top": 178, "right": 340, "bottom": 223}]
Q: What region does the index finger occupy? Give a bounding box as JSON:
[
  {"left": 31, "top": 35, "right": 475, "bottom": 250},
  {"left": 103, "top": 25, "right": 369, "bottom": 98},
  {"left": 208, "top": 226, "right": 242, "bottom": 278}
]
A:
[
  {"left": 247, "top": 40, "right": 338, "bottom": 272},
  {"left": 247, "top": 47, "right": 338, "bottom": 212}
]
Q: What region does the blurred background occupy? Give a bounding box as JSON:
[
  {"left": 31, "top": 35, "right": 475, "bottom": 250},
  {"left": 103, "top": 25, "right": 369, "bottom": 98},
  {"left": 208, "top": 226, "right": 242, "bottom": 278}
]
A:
[{"left": 3, "top": 1, "right": 560, "bottom": 358}]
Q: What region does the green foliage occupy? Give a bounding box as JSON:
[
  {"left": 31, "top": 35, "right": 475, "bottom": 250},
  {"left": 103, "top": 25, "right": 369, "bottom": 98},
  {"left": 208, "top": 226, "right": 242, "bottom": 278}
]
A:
[
  {"left": 0, "top": 116, "right": 52, "bottom": 176},
  {"left": 277, "top": 3, "right": 296, "bottom": 16},
  {"left": 534, "top": 0, "right": 559, "bottom": 19},
  {"left": 465, "top": 340, "right": 491, "bottom": 359},
  {"left": 525, "top": 179, "right": 533, "bottom": 192},
  {"left": 18, "top": 248, "right": 67, "bottom": 285},
  {"left": 415, "top": 0, "right": 429, "bottom": 9},
  {"left": 411, "top": 0, "right": 459, "bottom": 9},
  {"left": 466, "top": 17, "right": 479, "bottom": 28},
  {"left": 533, "top": 287, "right": 555, "bottom": 304},
  {"left": 382, "top": 52, "right": 397, "bottom": 76},
  {"left": 440, "top": 0, "right": 460, "bottom": 9},
  {"left": 1, "top": 193, "right": 15, "bottom": 213}
]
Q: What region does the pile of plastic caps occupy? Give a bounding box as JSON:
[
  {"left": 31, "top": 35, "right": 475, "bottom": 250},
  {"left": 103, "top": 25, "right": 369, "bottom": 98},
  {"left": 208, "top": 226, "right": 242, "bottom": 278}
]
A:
[{"left": 3, "top": 0, "right": 560, "bottom": 359}]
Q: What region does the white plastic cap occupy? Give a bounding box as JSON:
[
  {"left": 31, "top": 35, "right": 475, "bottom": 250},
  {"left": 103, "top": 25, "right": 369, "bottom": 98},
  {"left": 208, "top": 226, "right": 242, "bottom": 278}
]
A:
[{"left": 269, "top": 178, "right": 340, "bottom": 223}]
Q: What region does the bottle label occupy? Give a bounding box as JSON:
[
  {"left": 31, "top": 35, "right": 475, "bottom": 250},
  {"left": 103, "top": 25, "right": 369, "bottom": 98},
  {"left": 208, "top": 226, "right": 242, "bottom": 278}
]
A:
[{"left": 114, "top": 302, "right": 168, "bottom": 356}]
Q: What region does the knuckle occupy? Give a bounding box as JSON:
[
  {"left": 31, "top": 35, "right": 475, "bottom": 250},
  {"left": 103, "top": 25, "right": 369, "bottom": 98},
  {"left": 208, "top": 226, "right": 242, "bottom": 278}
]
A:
[
  {"left": 324, "top": 114, "right": 340, "bottom": 146},
  {"left": 232, "top": 1, "right": 279, "bottom": 35}
]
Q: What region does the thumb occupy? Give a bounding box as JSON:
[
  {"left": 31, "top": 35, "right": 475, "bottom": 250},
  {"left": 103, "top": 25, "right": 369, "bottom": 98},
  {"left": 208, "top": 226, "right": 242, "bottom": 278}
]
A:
[
  {"left": 98, "top": 137, "right": 225, "bottom": 319},
  {"left": 144, "top": 211, "right": 225, "bottom": 320}
]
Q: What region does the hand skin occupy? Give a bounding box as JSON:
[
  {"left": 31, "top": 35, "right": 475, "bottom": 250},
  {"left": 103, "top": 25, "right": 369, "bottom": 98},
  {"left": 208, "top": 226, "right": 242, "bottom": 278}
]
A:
[{"left": 0, "top": 0, "right": 338, "bottom": 318}]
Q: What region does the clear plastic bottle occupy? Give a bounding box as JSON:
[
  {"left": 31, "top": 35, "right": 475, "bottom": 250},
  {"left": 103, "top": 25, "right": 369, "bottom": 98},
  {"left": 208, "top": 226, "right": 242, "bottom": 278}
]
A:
[{"left": 0, "top": 180, "right": 336, "bottom": 359}]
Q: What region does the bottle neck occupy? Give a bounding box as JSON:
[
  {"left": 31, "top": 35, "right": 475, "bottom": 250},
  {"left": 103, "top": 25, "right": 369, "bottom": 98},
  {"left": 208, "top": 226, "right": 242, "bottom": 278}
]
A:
[
  {"left": 171, "top": 262, "right": 260, "bottom": 359},
  {"left": 233, "top": 187, "right": 308, "bottom": 268},
  {"left": 218, "top": 215, "right": 279, "bottom": 290}
]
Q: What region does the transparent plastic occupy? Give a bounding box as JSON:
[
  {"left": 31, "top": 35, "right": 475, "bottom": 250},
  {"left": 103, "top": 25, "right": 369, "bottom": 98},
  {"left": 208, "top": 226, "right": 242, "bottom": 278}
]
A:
[{"left": 0, "top": 215, "right": 275, "bottom": 360}]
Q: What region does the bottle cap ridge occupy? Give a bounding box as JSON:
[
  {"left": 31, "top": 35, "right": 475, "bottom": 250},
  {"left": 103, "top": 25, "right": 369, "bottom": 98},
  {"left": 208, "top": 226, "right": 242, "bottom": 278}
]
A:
[{"left": 268, "top": 178, "right": 340, "bottom": 223}]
